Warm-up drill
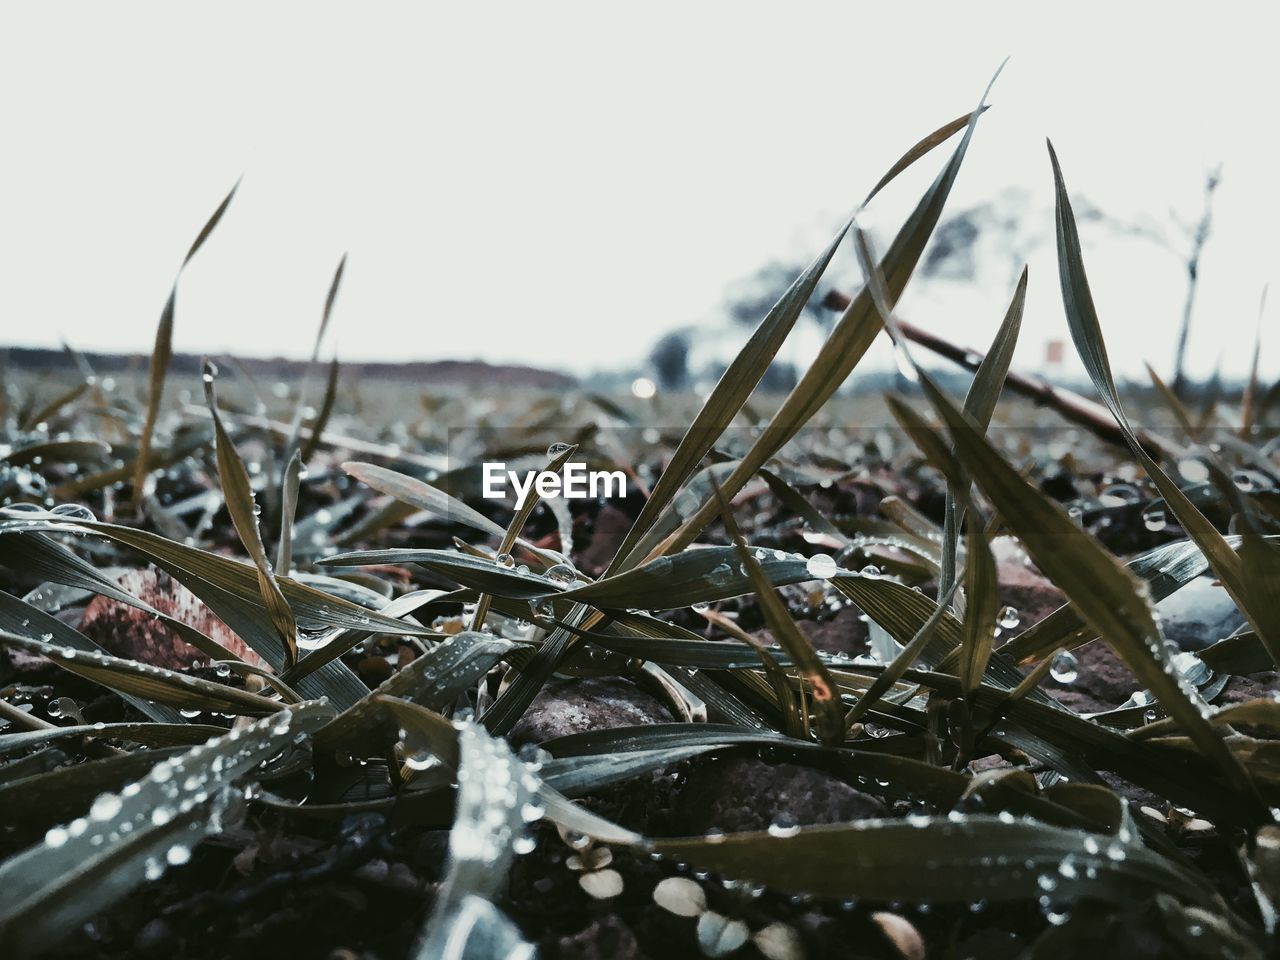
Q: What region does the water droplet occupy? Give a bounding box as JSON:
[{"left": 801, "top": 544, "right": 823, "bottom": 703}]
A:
[
  {"left": 496, "top": 552, "right": 515, "bottom": 568},
  {"left": 1142, "top": 505, "right": 1167, "bottom": 532},
  {"left": 166, "top": 844, "right": 191, "bottom": 866},
  {"left": 50, "top": 503, "right": 96, "bottom": 521},
  {"left": 806, "top": 554, "right": 838, "bottom": 580},
  {"left": 45, "top": 825, "right": 69, "bottom": 848},
  {"left": 202, "top": 360, "right": 219, "bottom": 384},
  {"left": 1050, "top": 651, "right": 1078, "bottom": 684},
  {"left": 767, "top": 816, "right": 800, "bottom": 839},
  {"left": 998, "top": 606, "right": 1020, "bottom": 630},
  {"left": 545, "top": 563, "right": 577, "bottom": 584},
  {"left": 1178, "top": 459, "right": 1209, "bottom": 483},
  {"left": 90, "top": 793, "right": 122, "bottom": 821},
  {"left": 546, "top": 441, "right": 573, "bottom": 458}
]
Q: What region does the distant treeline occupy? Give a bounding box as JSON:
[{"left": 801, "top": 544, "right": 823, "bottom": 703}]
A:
[{"left": 1, "top": 346, "right": 577, "bottom": 389}]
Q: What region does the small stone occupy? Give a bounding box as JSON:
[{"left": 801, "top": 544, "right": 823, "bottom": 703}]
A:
[
  {"left": 578, "top": 868, "right": 624, "bottom": 900},
  {"left": 567, "top": 846, "right": 613, "bottom": 872},
  {"left": 1154, "top": 575, "right": 1244, "bottom": 651},
  {"left": 653, "top": 876, "right": 708, "bottom": 917},
  {"left": 675, "top": 757, "right": 884, "bottom": 835},
  {"left": 754, "top": 922, "right": 806, "bottom": 960},
  {"left": 79, "top": 568, "right": 264, "bottom": 669},
  {"left": 696, "top": 912, "right": 750, "bottom": 958},
  {"left": 871, "top": 912, "right": 925, "bottom": 960},
  {"left": 509, "top": 677, "right": 676, "bottom": 746}
]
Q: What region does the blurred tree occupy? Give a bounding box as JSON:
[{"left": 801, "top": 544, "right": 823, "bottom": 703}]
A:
[{"left": 648, "top": 330, "right": 691, "bottom": 390}]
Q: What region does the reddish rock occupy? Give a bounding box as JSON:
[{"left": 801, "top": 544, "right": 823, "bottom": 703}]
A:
[
  {"left": 576, "top": 505, "right": 633, "bottom": 576},
  {"left": 674, "top": 756, "right": 885, "bottom": 834},
  {"left": 1042, "top": 640, "right": 1139, "bottom": 715},
  {"left": 553, "top": 914, "right": 642, "bottom": 960},
  {"left": 510, "top": 677, "right": 677, "bottom": 746},
  {"left": 79, "top": 567, "right": 265, "bottom": 670},
  {"left": 991, "top": 536, "right": 1067, "bottom": 632}
]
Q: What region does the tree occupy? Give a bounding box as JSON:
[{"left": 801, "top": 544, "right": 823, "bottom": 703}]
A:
[{"left": 648, "top": 331, "right": 691, "bottom": 390}]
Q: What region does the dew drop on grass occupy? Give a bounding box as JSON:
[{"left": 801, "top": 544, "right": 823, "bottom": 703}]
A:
[
  {"left": 1178, "top": 459, "right": 1210, "bottom": 483},
  {"left": 691, "top": 600, "right": 711, "bottom": 614},
  {"left": 496, "top": 552, "right": 515, "bottom": 568},
  {"left": 90, "top": 793, "right": 122, "bottom": 821},
  {"left": 50, "top": 503, "right": 96, "bottom": 521},
  {"left": 202, "top": 360, "right": 219, "bottom": 384},
  {"left": 166, "top": 844, "right": 191, "bottom": 866},
  {"left": 805, "top": 554, "right": 838, "bottom": 580},
  {"left": 545, "top": 563, "right": 577, "bottom": 584},
  {"left": 546, "top": 441, "right": 573, "bottom": 458},
  {"left": 997, "top": 605, "right": 1020, "bottom": 630},
  {"left": 1050, "top": 651, "right": 1079, "bottom": 684},
  {"left": 767, "top": 816, "right": 800, "bottom": 839},
  {"left": 1142, "top": 505, "right": 1167, "bottom": 532}
]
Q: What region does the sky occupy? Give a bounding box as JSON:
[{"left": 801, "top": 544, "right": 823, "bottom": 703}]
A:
[{"left": 1, "top": 3, "right": 1277, "bottom": 382}]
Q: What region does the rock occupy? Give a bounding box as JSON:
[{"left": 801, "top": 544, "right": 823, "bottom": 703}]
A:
[
  {"left": 79, "top": 567, "right": 264, "bottom": 670},
  {"left": 696, "top": 912, "right": 749, "bottom": 958},
  {"left": 798, "top": 606, "right": 870, "bottom": 658},
  {"left": 674, "top": 757, "right": 885, "bottom": 835},
  {"left": 577, "top": 505, "right": 633, "bottom": 576},
  {"left": 578, "top": 868, "right": 625, "bottom": 900},
  {"left": 652, "top": 877, "right": 708, "bottom": 918},
  {"left": 1216, "top": 671, "right": 1280, "bottom": 707},
  {"left": 1042, "top": 641, "right": 1138, "bottom": 714},
  {"left": 509, "top": 677, "right": 677, "bottom": 746},
  {"left": 753, "top": 923, "right": 805, "bottom": 960},
  {"left": 554, "top": 914, "right": 642, "bottom": 960},
  {"left": 991, "top": 536, "right": 1067, "bottom": 633},
  {"left": 1154, "top": 575, "right": 1244, "bottom": 651},
  {"left": 870, "top": 913, "right": 924, "bottom": 960}
]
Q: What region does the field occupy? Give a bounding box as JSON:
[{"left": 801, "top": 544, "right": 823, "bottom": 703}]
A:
[{"left": 2, "top": 104, "right": 1280, "bottom": 960}]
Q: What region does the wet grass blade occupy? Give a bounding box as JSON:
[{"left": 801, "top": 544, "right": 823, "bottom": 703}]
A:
[
  {"left": 0, "top": 590, "right": 182, "bottom": 723},
  {"left": 471, "top": 443, "right": 578, "bottom": 631},
  {"left": 204, "top": 363, "right": 299, "bottom": 667},
  {"left": 131, "top": 180, "right": 240, "bottom": 513},
  {"left": 909, "top": 370, "right": 1266, "bottom": 817},
  {"left": 0, "top": 701, "right": 330, "bottom": 955},
  {"left": 651, "top": 69, "right": 1000, "bottom": 561},
  {"left": 299, "top": 355, "right": 340, "bottom": 465},
  {"left": 713, "top": 480, "right": 843, "bottom": 744},
  {"left": 314, "top": 632, "right": 521, "bottom": 755},
  {"left": 611, "top": 107, "right": 987, "bottom": 574},
  {"left": 4, "top": 440, "right": 111, "bottom": 469},
  {"left": 1048, "top": 141, "right": 1280, "bottom": 670},
  {"left": 844, "top": 582, "right": 958, "bottom": 728},
  {"left": 939, "top": 269, "right": 1027, "bottom": 598},
  {"left": 958, "top": 516, "right": 998, "bottom": 697},
  {"left": 0, "top": 631, "right": 283, "bottom": 716},
  {"left": 344, "top": 461, "right": 506, "bottom": 541},
  {"left": 276, "top": 449, "right": 303, "bottom": 575}
]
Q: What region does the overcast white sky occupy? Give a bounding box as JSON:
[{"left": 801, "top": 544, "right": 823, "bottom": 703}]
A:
[{"left": 1, "top": 3, "right": 1276, "bottom": 381}]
